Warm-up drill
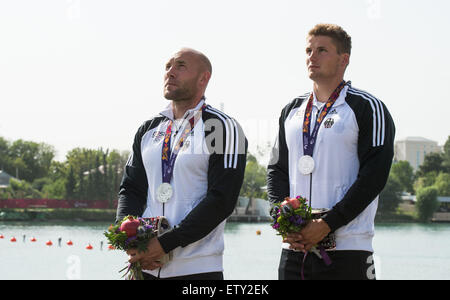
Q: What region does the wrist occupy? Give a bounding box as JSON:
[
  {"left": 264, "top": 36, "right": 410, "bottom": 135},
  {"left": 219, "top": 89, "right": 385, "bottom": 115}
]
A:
[{"left": 318, "top": 218, "right": 331, "bottom": 235}]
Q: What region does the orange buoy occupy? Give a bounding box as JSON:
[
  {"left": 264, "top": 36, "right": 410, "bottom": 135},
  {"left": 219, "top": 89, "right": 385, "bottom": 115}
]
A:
[
  {"left": 0, "top": 234, "right": 4, "bottom": 239},
  {"left": 46, "top": 240, "right": 53, "bottom": 246},
  {"left": 30, "top": 237, "right": 37, "bottom": 242},
  {"left": 256, "top": 230, "right": 261, "bottom": 235},
  {"left": 86, "top": 243, "right": 93, "bottom": 250},
  {"left": 10, "top": 237, "right": 17, "bottom": 242},
  {"left": 67, "top": 240, "right": 73, "bottom": 246}
]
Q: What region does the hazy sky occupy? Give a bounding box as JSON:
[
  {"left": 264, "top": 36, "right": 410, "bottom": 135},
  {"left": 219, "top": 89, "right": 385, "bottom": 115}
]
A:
[{"left": 1, "top": 0, "right": 449, "bottom": 162}]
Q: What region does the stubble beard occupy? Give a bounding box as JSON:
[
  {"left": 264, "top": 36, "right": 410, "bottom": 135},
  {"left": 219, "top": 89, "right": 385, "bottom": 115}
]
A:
[
  {"left": 164, "top": 83, "right": 197, "bottom": 102},
  {"left": 164, "top": 76, "right": 199, "bottom": 102}
]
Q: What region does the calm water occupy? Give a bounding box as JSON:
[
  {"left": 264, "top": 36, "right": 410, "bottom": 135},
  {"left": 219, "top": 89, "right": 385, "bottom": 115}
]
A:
[{"left": 0, "top": 221, "right": 449, "bottom": 280}]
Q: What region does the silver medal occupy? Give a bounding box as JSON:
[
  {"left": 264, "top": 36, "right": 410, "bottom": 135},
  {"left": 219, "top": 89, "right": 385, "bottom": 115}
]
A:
[
  {"left": 298, "top": 155, "right": 315, "bottom": 175},
  {"left": 157, "top": 183, "right": 173, "bottom": 203}
]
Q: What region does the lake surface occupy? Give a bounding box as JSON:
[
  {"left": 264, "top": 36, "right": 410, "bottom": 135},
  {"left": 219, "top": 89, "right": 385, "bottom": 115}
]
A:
[{"left": 0, "top": 221, "right": 449, "bottom": 280}]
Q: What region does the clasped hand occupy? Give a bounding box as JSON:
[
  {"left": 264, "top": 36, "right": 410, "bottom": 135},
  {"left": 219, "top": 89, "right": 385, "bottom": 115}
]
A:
[
  {"left": 283, "top": 219, "right": 331, "bottom": 252},
  {"left": 127, "top": 237, "right": 166, "bottom": 270}
]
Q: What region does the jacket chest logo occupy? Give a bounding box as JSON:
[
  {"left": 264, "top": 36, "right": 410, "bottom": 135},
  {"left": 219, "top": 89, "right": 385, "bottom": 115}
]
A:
[
  {"left": 152, "top": 131, "right": 165, "bottom": 143},
  {"left": 324, "top": 118, "right": 335, "bottom": 129},
  {"left": 179, "top": 139, "right": 191, "bottom": 152}
]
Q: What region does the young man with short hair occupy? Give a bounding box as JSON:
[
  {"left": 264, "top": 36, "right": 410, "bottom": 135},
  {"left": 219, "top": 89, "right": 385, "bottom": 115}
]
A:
[{"left": 267, "top": 24, "right": 395, "bottom": 280}]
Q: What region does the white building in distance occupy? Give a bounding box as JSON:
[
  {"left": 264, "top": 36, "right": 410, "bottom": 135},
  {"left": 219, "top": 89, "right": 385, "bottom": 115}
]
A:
[{"left": 394, "top": 137, "right": 442, "bottom": 171}]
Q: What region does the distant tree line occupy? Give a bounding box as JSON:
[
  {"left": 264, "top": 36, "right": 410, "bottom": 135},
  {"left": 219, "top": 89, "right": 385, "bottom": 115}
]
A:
[
  {"left": 0, "top": 136, "right": 269, "bottom": 209},
  {"left": 0, "top": 136, "right": 129, "bottom": 208},
  {"left": 379, "top": 136, "right": 450, "bottom": 222},
  {"left": 2, "top": 134, "right": 449, "bottom": 221}
]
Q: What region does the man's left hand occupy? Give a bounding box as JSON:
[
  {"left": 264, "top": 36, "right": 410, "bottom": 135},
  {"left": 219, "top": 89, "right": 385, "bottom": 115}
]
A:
[
  {"left": 298, "top": 219, "right": 331, "bottom": 251},
  {"left": 127, "top": 237, "right": 166, "bottom": 270}
]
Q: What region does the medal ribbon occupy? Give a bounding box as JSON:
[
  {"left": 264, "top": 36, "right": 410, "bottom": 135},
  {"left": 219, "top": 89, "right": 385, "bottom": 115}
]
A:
[
  {"left": 161, "top": 104, "right": 206, "bottom": 184},
  {"left": 302, "top": 81, "right": 347, "bottom": 156}
]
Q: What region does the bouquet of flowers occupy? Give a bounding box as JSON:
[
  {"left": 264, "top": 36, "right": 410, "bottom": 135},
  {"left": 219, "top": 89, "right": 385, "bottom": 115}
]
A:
[
  {"left": 271, "top": 196, "right": 336, "bottom": 279},
  {"left": 104, "top": 215, "right": 172, "bottom": 280},
  {"left": 270, "top": 196, "right": 311, "bottom": 239},
  {"left": 270, "top": 196, "right": 336, "bottom": 251}
]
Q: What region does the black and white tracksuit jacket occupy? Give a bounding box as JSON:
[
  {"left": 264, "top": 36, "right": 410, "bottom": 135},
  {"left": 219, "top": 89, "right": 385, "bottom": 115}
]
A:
[
  {"left": 267, "top": 83, "right": 395, "bottom": 252},
  {"left": 116, "top": 99, "right": 247, "bottom": 278}
]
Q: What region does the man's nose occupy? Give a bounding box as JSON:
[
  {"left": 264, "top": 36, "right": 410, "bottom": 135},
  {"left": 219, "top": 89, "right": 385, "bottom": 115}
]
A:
[
  {"left": 165, "top": 66, "right": 176, "bottom": 79},
  {"left": 308, "top": 50, "right": 318, "bottom": 62}
]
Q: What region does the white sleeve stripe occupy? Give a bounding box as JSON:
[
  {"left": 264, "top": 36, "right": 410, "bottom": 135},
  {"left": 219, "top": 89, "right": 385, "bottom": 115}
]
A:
[
  {"left": 126, "top": 153, "right": 133, "bottom": 166},
  {"left": 379, "top": 98, "right": 386, "bottom": 146},
  {"left": 228, "top": 118, "right": 235, "bottom": 168},
  {"left": 374, "top": 96, "right": 382, "bottom": 146},
  {"left": 348, "top": 88, "right": 385, "bottom": 147},
  {"left": 205, "top": 108, "right": 230, "bottom": 168},
  {"left": 230, "top": 117, "right": 240, "bottom": 169},
  {"left": 204, "top": 108, "right": 237, "bottom": 169},
  {"left": 206, "top": 107, "right": 240, "bottom": 169},
  {"left": 348, "top": 89, "right": 377, "bottom": 147},
  {"left": 207, "top": 108, "right": 236, "bottom": 168}
]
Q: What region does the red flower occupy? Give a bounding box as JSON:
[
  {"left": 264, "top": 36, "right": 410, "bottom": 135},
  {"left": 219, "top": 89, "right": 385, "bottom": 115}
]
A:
[
  {"left": 281, "top": 197, "right": 301, "bottom": 210},
  {"left": 119, "top": 216, "right": 141, "bottom": 238}
]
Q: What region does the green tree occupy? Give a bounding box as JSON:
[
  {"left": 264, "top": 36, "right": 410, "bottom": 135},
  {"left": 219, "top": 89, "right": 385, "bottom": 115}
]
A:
[
  {"left": 106, "top": 149, "right": 129, "bottom": 207},
  {"left": 66, "top": 148, "right": 97, "bottom": 201},
  {"left": 390, "top": 161, "right": 415, "bottom": 194},
  {"left": 7, "top": 139, "right": 55, "bottom": 182},
  {"left": 32, "top": 177, "right": 53, "bottom": 192},
  {"left": 47, "top": 161, "right": 68, "bottom": 182},
  {"left": 416, "top": 186, "right": 439, "bottom": 222},
  {"left": 75, "top": 168, "right": 86, "bottom": 201},
  {"left": 417, "top": 152, "right": 444, "bottom": 177},
  {"left": 378, "top": 175, "right": 403, "bottom": 215},
  {"left": 12, "top": 157, "right": 26, "bottom": 179},
  {"left": 443, "top": 136, "right": 450, "bottom": 173},
  {"left": 6, "top": 178, "right": 42, "bottom": 199},
  {"left": 414, "top": 171, "right": 438, "bottom": 192},
  {"left": 0, "top": 136, "right": 130, "bottom": 204},
  {"left": 240, "top": 154, "right": 267, "bottom": 214},
  {"left": 66, "top": 148, "right": 99, "bottom": 178},
  {"left": 0, "top": 137, "right": 12, "bottom": 171},
  {"left": 65, "top": 166, "right": 76, "bottom": 200},
  {"left": 42, "top": 178, "right": 66, "bottom": 199},
  {"left": 433, "top": 173, "right": 450, "bottom": 196}
]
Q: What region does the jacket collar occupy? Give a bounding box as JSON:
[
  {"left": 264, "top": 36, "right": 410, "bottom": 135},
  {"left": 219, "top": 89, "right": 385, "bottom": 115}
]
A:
[
  {"left": 311, "top": 81, "right": 351, "bottom": 108},
  {"left": 159, "top": 97, "right": 206, "bottom": 121}
]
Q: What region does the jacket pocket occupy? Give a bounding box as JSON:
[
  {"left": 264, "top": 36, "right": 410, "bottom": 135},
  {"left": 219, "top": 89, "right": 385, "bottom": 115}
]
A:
[
  {"left": 173, "top": 223, "right": 225, "bottom": 259},
  {"left": 336, "top": 199, "right": 377, "bottom": 237}
]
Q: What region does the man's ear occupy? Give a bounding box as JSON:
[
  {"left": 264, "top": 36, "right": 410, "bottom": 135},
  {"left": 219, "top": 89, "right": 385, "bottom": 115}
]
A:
[
  {"left": 200, "top": 71, "right": 212, "bottom": 86},
  {"left": 341, "top": 53, "right": 350, "bottom": 68}
]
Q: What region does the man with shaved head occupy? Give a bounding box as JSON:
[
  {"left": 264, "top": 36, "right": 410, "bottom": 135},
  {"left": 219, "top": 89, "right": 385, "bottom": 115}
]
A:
[
  {"left": 163, "top": 48, "right": 212, "bottom": 114},
  {"left": 117, "top": 48, "right": 247, "bottom": 280}
]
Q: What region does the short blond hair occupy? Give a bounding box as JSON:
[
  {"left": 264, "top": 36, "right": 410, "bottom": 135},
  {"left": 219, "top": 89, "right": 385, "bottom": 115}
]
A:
[{"left": 308, "top": 24, "right": 352, "bottom": 55}]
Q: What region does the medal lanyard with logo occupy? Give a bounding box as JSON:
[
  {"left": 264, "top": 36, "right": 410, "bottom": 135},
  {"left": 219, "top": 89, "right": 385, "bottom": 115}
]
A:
[
  {"left": 157, "top": 104, "right": 206, "bottom": 206},
  {"left": 300, "top": 81, "right": 346, "bottom": 205}
]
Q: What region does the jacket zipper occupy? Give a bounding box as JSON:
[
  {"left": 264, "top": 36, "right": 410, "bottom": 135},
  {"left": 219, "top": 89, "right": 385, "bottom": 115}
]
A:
[{"left": 309, "top": 173, "right": 313, "bottom": 208}]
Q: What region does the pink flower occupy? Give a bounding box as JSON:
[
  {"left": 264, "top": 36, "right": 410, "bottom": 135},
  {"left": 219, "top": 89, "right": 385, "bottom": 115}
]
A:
[
  {"left": 281, "top": 197, "right": 301, "bottom": 210},
  {"left": 288, "top": 198, "right": 301, "bottom": 209}
]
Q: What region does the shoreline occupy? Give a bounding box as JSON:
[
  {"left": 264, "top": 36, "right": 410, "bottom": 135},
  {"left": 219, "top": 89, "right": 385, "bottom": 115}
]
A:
[
  {"left": 1, "top": 207, "right": 448, "bottom": 224},
  {"left": 0, "top": 208, "right": 117, "bottom": 222}
]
